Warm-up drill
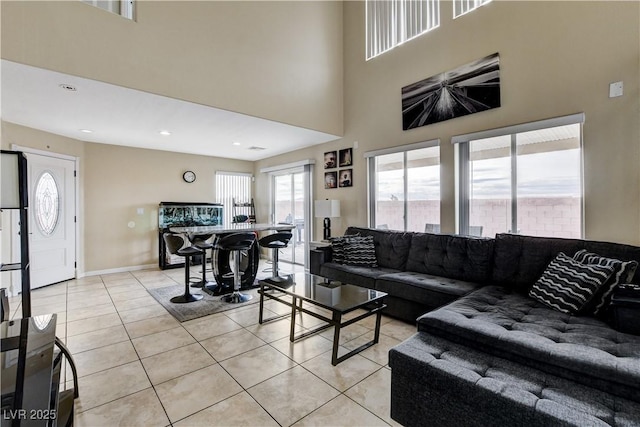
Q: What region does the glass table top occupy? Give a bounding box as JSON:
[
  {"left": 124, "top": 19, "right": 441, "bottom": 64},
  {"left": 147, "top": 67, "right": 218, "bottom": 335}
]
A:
[
  {"left": 260, "top": 272, "right": 386, "bottom": 313},
  {"left": 1, "top": 315, "right": 58, "bottom": 424}
]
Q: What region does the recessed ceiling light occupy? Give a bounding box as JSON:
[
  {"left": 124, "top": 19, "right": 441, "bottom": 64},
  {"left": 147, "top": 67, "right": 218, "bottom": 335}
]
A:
[
  {"left": 59, "top": 84, "right": 77, "bottom": 91},
  {"left": 79, "top": 129, "right": 93, "bottom": 133},
  {"left": 159, "top": 130, "right": 171, "bottom": 136},
  {"left": 232, "top": 142, "right": 241, "bottom": 146}
]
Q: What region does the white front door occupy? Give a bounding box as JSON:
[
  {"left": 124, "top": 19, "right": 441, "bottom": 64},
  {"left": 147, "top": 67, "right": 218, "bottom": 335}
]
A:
[{"left": 25, "top": 153, "right": 76, "bottom": 288}]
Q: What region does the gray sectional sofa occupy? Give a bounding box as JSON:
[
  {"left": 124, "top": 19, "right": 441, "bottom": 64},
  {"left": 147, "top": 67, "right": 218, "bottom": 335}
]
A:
[
  {"left": 310, "top": 226, "right": 495, "bottom": 322},
  {"left": 310, "top": 227, "right": 640, "bottom": 426}
]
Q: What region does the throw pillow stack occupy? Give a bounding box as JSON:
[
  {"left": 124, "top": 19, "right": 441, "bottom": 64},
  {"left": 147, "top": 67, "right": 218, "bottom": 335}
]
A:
[
  {"left": 329, "top": 235, "right": 378, "bottom": 268},
  {"left": 529, "top": 249, "right": 638, "bottom": 317}
]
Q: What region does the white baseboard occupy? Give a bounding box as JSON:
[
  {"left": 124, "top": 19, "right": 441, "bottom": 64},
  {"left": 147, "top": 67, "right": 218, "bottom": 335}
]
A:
[{"left": 80, "top": 263, "right": 158, "bottom": 277}]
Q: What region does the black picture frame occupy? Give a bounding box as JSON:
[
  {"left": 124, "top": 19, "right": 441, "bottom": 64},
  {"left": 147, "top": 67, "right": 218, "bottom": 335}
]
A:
[
  {"left": 324, "top": 171, "right": 338, "bottom": 190},
  {"left": 339, "top": 148, "right": 353, "bottom": 167},
  {"left": 339, "top": 169, "right": 352, "bottom": 188},
  {"left": 324, "top": 151, "right": 337, "bottom": 169},
  {"left": 325, "top": 171, "right": 338, "bottom": 189}
]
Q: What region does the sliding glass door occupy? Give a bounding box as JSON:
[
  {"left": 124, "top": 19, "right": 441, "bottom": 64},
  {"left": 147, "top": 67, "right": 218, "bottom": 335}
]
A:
[{"left": 272, "top": 169, "right": 307, "bottom": 266}]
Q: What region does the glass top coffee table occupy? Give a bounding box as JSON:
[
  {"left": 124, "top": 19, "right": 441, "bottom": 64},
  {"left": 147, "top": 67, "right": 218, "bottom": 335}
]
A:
[{"left": 258, "top": 273, "right": 387, "bottom": 365}]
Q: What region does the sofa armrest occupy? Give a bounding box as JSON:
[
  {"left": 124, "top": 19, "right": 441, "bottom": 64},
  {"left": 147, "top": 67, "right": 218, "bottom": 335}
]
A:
[{"left": 310, "top": 247, "right": 332, "bottom": 275}]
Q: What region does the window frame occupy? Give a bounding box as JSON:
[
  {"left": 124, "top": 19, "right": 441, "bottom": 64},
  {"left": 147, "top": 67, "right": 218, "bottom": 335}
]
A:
[
  {"left": 366, "top": 0, "right": 440, "bottom": 61},
  {"left": 365, "top": 139, "right": 441, "bottom": 231},
  {"left": 454, "top": 113, "right": 585, "bottom": 237}
]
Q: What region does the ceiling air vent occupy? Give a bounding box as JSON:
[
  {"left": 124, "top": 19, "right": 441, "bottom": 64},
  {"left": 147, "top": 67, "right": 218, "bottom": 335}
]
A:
[{"left": 248, "top": 146, "right": 267, "bottom": 151}]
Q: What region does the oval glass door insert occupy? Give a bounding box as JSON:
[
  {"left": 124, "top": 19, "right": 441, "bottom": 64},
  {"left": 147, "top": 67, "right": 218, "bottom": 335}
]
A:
[{"left": 34, "top": 171, "right": 60, "bottom": 235}]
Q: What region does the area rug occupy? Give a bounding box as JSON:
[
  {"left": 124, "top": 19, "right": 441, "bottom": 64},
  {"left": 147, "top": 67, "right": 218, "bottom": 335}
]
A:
[{"left": 147, "top": 284, "right": 261, "bottom": 322}]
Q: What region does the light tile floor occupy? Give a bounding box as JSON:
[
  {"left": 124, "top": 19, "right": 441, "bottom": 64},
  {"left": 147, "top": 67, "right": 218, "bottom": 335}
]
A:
[{"left": 8, "top": 262, "right": 415, "bottom": 427}]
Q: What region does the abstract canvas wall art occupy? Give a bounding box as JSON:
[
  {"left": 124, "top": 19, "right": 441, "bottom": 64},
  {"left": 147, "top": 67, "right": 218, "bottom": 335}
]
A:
[{"left": 402, "top": 53, "right": 501, "bottom": 130}]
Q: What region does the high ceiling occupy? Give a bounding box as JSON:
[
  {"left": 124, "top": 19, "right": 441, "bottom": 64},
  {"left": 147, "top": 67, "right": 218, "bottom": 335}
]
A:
[{"left": 1, "top": 60, "right": 339, "bottom": 161}]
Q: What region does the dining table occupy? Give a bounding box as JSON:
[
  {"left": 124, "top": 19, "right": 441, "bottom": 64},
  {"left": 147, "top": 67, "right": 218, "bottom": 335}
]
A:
[{"left": 168, "top": 223, "right": 296, "bottom": 293}]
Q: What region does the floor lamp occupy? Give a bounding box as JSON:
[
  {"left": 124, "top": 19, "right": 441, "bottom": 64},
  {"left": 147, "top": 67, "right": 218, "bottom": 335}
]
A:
[{"left": 315, "top": 199, "right": 341, "bottom": 240}]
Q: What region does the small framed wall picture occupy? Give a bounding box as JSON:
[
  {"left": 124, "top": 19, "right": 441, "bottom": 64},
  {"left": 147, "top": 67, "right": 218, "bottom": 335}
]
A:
[
  {"left": 324, "top": 151, "right": 337, "bottom": 169},
  {"left": 339, "top": 168, "right": 353, "bottom": 188},
  {"left": 325, "top": 171, "right": 338, "bottom": 189},
  {"left": 339, "top": 148, "right": 353, "bottom": 167}
]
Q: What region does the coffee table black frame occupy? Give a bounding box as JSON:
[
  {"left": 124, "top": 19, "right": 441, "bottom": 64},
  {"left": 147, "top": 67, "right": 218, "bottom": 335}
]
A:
[{"left": 258, "top": 273, "right": 387, "bottom": 365}]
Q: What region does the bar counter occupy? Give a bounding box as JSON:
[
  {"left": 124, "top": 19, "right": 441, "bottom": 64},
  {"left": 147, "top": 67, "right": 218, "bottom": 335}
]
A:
[
  {"left": 168, "top": 223, "right": 295, "bottom": 292},
  {"left": 168, "top": 222, "right": 295, "bottom": 235}
]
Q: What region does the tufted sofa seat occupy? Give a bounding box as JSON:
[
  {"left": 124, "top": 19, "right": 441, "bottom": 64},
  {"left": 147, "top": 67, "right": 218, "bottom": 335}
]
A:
[
  {"left": 417, "top": 286, "right": 640, "bottom": 403},
  {"left": 310, "top": 228, "right": 640, "bottom": 424},
  {"left": 390, "top": 333, "right": 640, "bottom": 426},
  {"left": 375, "top": 271, "right": 481, "bottom": 308},
  {"left": 383, "top": 232, "right": 640, "bottom": 426},
  {"left": 312, "top": 227, "right": 494, "bottom": 322}
]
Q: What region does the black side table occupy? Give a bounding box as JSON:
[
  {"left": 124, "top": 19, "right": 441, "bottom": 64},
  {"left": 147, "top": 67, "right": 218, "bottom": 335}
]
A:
[{"left": 610, "top": 284, "right": 640, "bottom": 335}]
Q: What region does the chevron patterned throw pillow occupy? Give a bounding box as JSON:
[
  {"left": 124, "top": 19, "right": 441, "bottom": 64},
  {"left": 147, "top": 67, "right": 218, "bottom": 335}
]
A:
[
  {"left": 343, "top": 235, "right": 378, "bottom": 268},
  {"left": 529, "top": 252, "right": 614, "bottom": 315}
]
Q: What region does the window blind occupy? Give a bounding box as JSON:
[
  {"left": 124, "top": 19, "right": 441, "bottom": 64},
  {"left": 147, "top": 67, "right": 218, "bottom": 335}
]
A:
[
  {"left": 454, "top": 0, "right": 491, "bottom": 18},
  {"left": 215, "top": 172, "right": 252, "bottom": 226},
  {"left": 366, "top": 0, "right": 440, "bottom": 60}
]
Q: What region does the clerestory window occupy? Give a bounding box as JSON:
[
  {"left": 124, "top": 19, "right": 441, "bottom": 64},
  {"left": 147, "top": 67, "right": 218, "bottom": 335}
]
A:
[
  {"left": 366, "top": 0, "right": 440, "bottom": 60},
  {"left": 453, "top": 0, "right": 492, "bottom": 19},
  {"left": 81, "top": 0, "right": 134, "bottom": 20}
]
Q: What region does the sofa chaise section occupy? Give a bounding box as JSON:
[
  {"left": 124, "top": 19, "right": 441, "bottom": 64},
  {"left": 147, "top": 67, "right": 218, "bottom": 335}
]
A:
[
  {"left": 417, "top": 285, "right": 640, "bottom": 403},
  {"left": 390, "top": 332, "right": 640, "bottom": 427},
  {"left": 389, "top": 232, "right": 640, "bottom": 425}
]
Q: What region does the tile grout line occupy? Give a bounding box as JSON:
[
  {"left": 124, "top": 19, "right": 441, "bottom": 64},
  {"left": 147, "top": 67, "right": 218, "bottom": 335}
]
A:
[
  {"left": 48, "top": 264, "right": 403, "bottom": 426},
  {"left": 215, "top": 294, "right": 392, "bottom": 426},
  {"left": 123, "top": 276, "right": 180, "bottom": 427},
  {"left": 70, "top": 274, "right": 156, "bottom": 418}
]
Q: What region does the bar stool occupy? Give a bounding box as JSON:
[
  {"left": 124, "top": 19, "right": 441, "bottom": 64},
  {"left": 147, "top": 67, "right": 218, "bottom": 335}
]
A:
[
  {"left": 189, "top": 233, "right": 218, "bottom": 294},
  {"left": 258, "top": 231, "right": 292, "bottom": 284},
  {"left": 163, "top": 233, "right": 203, "bottom": 303},
  {"left": 217, "top": 232, "right": 257, "bottom": 304}
]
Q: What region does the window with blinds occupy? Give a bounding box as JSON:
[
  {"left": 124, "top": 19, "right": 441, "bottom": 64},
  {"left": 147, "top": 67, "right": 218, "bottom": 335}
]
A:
[
  {"left": 81, "top": 0, "right": 134, "bottom": 20},
  {"left": 366, "top": 0, "right": 440, "bottom": 61},
  {"left": 215, "top": 172, "right": 252, "bottom": 226},
  {"left": 453, "top": 0, "right": 491, "bottom": 18}
]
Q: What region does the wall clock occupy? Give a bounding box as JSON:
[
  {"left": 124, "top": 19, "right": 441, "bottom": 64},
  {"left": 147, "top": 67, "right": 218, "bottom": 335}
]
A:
[{"left": 183, "top": 171, "right": 196, "bottom": 183}]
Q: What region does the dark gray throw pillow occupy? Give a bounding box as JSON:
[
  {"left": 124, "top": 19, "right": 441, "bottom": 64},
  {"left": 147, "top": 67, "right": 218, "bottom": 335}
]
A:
[
  {"left": 343, "top": 235, "right": 378, "bottom": 267},
  {"left": 529, "top": 252, "right": 614, "bottom": 315},
  {"left": 573, "top": 249, "right": 638, "bottom": 316}
]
